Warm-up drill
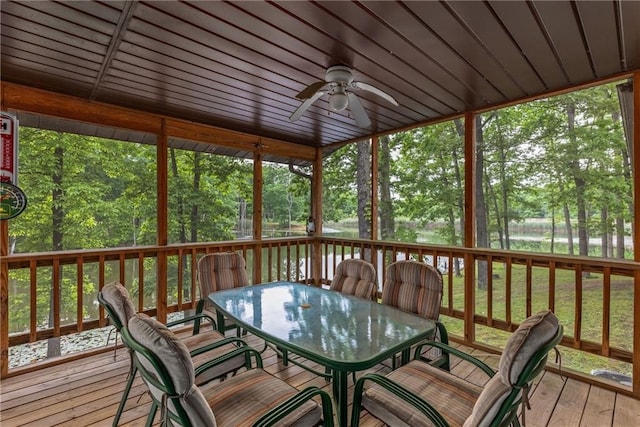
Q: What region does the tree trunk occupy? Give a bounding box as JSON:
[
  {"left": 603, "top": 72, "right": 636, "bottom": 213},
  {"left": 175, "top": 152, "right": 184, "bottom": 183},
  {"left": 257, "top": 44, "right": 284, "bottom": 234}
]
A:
[
  {"left": 238, "top": 198, "right": 247, "bottom": 237},
  {"left": 615, "top": 216, "right": 625, "bottom": 258},
  {"left": 48, "top": 144, "right": 64, "bottom": 358},
  {"left": 486, "top": 176, "right": 504, "bottom": 249},
  {"left": 550, "top": 205, "right": 556, "bottom": 253},
  {"left": 563, "top": 201, "right": 574, "bottom": 255},
  {"left": 190, "top": 152, "right": 201, "bottom": 242},
  {"left": 566, "top": 104, "right": 589, "bottom": 257},
  {"left": 453, "top": 119, "right": 464, "bottom": 276},
  {"left": 453, "top": 119, "right": 465, "bottom": 248},
  {"left": 601, "top": 207, "right": 608, "bottom": 257},
  {"left": 356, "top": 140, "right": 372, "bottom": 239},
  {"left": 475, "top": 119, "right": 489, "bottom": 289},
  {"left": 574, "top": 176, "right": 589, "bottom": 256},
  {"left": 499, "top": 143, "right": 511, "bottom": 250},
  {"left": 378, "top": 136, "right": 395, "bottom": 240},
  {"left": 169, "top": 148, "right": 187, "bottom": 243}
]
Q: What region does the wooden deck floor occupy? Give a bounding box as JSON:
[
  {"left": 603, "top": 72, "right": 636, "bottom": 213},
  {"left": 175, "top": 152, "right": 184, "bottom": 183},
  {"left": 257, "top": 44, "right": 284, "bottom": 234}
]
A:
[{"left": 1, "top": 332, "right": 639, "bottom": 427}]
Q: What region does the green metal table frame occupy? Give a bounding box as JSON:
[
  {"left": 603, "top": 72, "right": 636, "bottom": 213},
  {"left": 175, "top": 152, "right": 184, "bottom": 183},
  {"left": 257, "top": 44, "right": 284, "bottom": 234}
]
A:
[{"left": 208, "top": 281, "right": 435, "bottom": 427}]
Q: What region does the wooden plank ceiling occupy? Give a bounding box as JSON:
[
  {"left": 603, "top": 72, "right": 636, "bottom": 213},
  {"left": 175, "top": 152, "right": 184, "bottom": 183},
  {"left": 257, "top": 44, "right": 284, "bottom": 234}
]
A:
[{"left": 1, "top": 0, "right": 639, "bottom": 154}]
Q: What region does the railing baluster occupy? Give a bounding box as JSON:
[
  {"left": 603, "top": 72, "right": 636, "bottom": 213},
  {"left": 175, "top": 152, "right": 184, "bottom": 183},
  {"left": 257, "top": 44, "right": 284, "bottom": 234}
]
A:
[
  {"left": 29, "top": 260, "right": 37, "bottom": 343},
  {"left": 77, "top": 257, "right": 84, "bottom": 332},
  {"left": 549, "top": 261, "right": 556, "bottom": 313},
  {"left": 575, "top": 265, "right": 583, "bottom": 349},
  {"left": 137, "top": 252, "right": 144, "bottom": 312},
  {"left": 487, "top": 255, "right": 493, "bottom": 327},
  {"left": 602, "top": 266, "right": 611, "bottom": 357},
  {"left": 505, "top": 257, "right": 512, "bottom": 328},
  {"left": 53, "top": 258, "right": 61, "bottom": 338},
  {"left": 526, "top": 258, "right": 532, "bottom": 318}
]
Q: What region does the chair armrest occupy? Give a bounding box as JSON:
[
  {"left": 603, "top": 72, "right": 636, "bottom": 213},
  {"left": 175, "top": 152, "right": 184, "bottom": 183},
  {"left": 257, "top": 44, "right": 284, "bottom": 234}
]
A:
[
  {"left": 194, "top": 346, "right": 264, "bottom": 378},
  {"left": 414, "top": 341, "right": 495, "bottom": 378},
  {"left": 166, "top": 311, "right": 217, "bottom": 332},
  {"left": 253, "top": 386, "right": 335, "bottom": 427},
  {"left": 435, "top": 321, "right": 449, "bottom": 345},
  {"left": 188, "top": 336, "right": 247, "bottom": 357},
  {"left": 351, "top": 373, "right": 448, "bottom": 427}
]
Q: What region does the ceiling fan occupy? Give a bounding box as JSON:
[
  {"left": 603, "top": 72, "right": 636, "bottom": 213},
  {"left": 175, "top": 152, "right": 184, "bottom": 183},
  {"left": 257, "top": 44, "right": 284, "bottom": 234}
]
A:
[{"left": 289, "top": 65, "right": 399, "bottom": 128}]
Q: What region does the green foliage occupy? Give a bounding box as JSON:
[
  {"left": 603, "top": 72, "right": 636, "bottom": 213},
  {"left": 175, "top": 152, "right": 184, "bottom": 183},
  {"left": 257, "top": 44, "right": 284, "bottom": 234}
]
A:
[
  {"left": 7, "top": 130, "right": 313, "bottom": 332},
  {"left": 321, "top": 81, "right": 630, "bottom": 260},
  {"left": 262, "top": 163, "right": 310, "bottom": 227},
  {"left": 11, "top": 128, "right": 158, "bottom": 251},
  {"left": 322, "top": 143, "right": 358, "bottom": 222},
  {"left": 394, "top": 224, "right": 418, "bottom": 243}
]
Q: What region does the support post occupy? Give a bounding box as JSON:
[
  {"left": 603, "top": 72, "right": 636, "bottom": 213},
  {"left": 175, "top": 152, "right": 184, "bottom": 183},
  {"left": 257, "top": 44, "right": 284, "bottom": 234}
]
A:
[
  {"left": 464, "top": 111, "right": 476, "bottom": 344},
  {"left": 253, "top": 149, "right": 263, "bottom": 283},
  {"left": 156, "top": 119, "right": 169, "bottom": 323},
  {"left": 311, "top": 147, "right": 323, "bottom": 286},
  {"left": 632, "top": 71, "right": 640, "bottom": 397}
]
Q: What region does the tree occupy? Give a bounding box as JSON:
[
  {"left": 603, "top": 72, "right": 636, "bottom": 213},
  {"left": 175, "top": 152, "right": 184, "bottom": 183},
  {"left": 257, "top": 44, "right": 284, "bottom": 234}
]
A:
[
  {"left": 322, "top": 144, "right": 359, "bottom": 223},
  {"left": 377, "top": 136, "right": 393, "bottom": 241}
]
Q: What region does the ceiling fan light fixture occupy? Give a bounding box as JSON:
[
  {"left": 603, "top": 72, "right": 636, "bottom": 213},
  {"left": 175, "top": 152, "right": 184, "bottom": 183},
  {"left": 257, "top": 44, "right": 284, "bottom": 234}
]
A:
[
  {"left": 329, "top": 87, "right": 349, "bottom": 111},
  {"left": 290, "top": 65, "right": 398, "bottom": 128}
]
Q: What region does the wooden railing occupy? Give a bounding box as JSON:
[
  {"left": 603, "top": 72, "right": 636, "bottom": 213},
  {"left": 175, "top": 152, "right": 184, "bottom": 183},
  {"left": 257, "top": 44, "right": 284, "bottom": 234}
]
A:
[
  {"left": 2, "top": 236, "right": 639, "bottom": 397},
  {"left": 1, "top": 238, "right": 312, "bottom": 376},
  {"left": 318, "top": 237, "right": 640, "bottom": 396}
]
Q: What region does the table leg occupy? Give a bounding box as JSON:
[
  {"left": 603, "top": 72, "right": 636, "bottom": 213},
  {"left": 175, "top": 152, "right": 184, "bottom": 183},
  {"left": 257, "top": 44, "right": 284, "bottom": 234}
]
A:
[
  {"left": 401, "top": 348, "right": 411, "bottom": 365},
  {"left": 215, "top": 312, "right": 225, "bottom": 334},
  {"left": 332, "top": 370, "right": 349, "bottom": 427}
]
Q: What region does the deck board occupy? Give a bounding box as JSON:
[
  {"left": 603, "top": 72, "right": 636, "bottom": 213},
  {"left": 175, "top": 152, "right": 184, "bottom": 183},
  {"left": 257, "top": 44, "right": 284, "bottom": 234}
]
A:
[
  {"left": 611, "top": 393, "right": 640, "bottom": 427},
  {"left": 547, "top": 378, "right": 591, "bottom": 425},
  {"left": 1, "top": 333, "right": 637, "bottom": 426},
  {"left": 581, "top": 386, "right": 616, "bottom": 427},
  {"left": 526, "top": 371, "right": 567, "bottom": 427}
]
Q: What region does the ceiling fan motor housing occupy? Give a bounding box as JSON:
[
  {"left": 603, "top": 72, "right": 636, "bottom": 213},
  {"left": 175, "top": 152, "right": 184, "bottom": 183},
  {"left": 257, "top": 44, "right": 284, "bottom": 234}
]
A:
[{"left": 325, "top": 65, "right": 354, "bottom": 84}]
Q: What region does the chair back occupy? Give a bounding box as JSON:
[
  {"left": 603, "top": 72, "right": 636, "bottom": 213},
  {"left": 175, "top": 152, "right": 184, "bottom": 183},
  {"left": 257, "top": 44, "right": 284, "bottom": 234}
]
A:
[
  {"left": 197, "top": 252, "right": 250, "bottom": 297},
  {"left": 381, "top": 260, "right": 443, "bottom": 320},
  {"left": 98, "top": 282, "right": 137, "bottom": 332},
  {"left": 123, "top": 314, "right": 215, "bottom": 427},
  {"left": 330, "top": 258, "right": 377, "bottom": 300},
  {"left": 465, "top": 310, "right": 563, "bottom": 427}
]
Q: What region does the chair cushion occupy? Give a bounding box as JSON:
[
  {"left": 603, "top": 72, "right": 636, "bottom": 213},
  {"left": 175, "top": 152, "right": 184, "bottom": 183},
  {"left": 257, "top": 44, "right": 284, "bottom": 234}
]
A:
[
  {"left": 330, "top": 258, "right": 377, "bottom": 299},
  {"left": 499, "top": 310, "right": 559, "bottom": 384},
  {"left": 200, "top": 367, "right": 322, "bottom": 427},
  {"left": 128, "top": 314, "right": 217, "bottom": 426},
  {"left": 382, "top": 260, "right": 442, "bottom": 319},
  {"left": 128, "top": 314, "right": 195, "bottom": 393},
  {"left": 462, "top": 375, "right": 511, "bottom": 427},
  {"left": 198, "top": 252, "right": 250, "bottom": 295},
  {"left": 363, "top": 360, "right": 481, "bottom": 427},
  {"left": 182, "top": 330, "right": 247, "bottom": 385},
  {"left": 101, "top": 282, "right": 136, "bottom": 329},
  {"left": 464, "top": 310, "right": 560, "bottom": 427}
]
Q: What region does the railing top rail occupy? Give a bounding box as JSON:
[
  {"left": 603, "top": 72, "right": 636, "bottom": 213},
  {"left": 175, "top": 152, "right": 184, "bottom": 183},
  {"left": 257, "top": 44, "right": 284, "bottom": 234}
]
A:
[{"left": 317, "top": 237, "right": 640, "bottom": 272}]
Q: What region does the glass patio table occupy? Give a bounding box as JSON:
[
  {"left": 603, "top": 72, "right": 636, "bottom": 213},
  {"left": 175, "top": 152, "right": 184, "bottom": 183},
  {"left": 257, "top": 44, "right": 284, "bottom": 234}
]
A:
[{"left": 208, "top": 281, "right": 435, "bottom": 427}]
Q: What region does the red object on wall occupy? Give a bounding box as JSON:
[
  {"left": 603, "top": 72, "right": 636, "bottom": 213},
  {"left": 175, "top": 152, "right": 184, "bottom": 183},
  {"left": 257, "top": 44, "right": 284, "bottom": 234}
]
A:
[{"left": 1, "top": 112, "right": 18, "bottom": 184}]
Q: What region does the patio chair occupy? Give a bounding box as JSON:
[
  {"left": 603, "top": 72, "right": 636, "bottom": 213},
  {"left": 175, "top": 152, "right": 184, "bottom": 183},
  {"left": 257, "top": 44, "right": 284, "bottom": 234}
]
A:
[
  {"left": 350, "top": 310, "right": 563, "bottom": 427},
  {"left": 98, "top": 282, "right": 249, "bottom": 427},
  {"left": 197, "top": 251, "right": 250, "bottom": 335},
  {"left": 123, "top": 313, "right": 335, "bottom": 427},
  {"left": 329, "top": 258, "right": 377, "bottom": 300},
  {"left": 382, "top": 260, "right": 448, "bottom": 369},
  {"left": 323, "top": 258, "right": 378, "bottom": 381}
]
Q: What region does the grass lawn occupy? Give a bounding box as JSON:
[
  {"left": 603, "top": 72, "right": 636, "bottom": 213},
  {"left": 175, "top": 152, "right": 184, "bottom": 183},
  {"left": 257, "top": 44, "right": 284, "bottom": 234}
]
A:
[{"left": 439, "top": 262, "right": 633, "bottom": 376}]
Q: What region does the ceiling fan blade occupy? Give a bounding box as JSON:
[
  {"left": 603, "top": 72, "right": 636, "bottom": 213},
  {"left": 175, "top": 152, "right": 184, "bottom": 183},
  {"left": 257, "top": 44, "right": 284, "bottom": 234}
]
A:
[
  {"left": 295, "top": 81, "right": 328, "bottom": 99},
  {"left": 347, "top": 92, "right": 371, "bottom": 128},
  {"left": 289, "top": 90, "right": 327, "bottom": 122},
  {"left": 351, "top": 81, "right": 399, "bottom": 106}
]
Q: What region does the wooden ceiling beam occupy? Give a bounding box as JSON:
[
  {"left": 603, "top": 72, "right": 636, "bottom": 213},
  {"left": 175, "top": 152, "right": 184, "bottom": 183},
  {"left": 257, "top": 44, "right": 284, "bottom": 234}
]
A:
[{"left": 1, "top": 82, "right": 316, "bottom": 162}]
